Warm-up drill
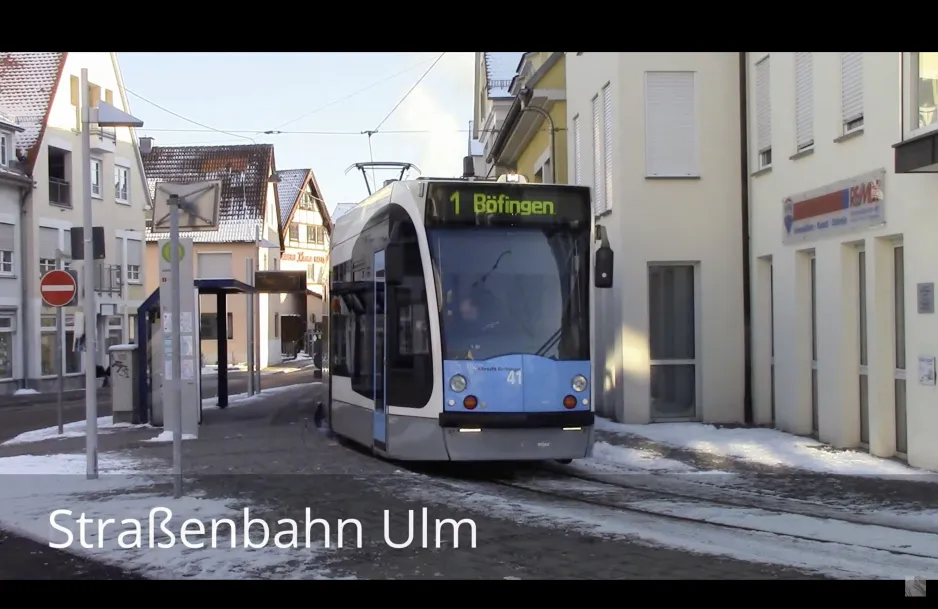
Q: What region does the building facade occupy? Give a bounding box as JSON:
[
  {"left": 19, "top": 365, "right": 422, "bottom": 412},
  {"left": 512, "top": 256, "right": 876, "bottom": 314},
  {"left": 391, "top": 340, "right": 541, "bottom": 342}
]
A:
[
  {"left": 143, "top": 143, "right": 299, "bottom": 369},
  {"left": 566, "top": 52, "right": 747, "bottom": 425},
  {"left": 750, "top": 51, "right": 938, "bottom": 471},
  {"left": 472, "top": 52, "right": 526, "bottom": 178},
  {"left": 0, "top": 52, "right": 150, "bottom": 395},
  {"left": 275, "top": 167, "right": 332, "bottom": 349},
  {"left": 488, "top": 52, "right": 568, "bottom": 184}
]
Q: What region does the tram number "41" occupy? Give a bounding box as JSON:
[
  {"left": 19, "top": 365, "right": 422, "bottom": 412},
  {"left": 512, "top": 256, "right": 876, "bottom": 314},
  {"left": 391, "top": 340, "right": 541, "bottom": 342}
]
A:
[{"left": 506, "top": 370, "right": 523, "bottom": 385}]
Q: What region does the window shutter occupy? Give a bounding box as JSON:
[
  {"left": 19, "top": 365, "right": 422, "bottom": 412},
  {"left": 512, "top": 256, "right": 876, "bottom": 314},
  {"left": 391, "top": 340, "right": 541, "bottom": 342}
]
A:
[
  {"left": 572, "top": 115, "right": 582, "bottom": 185},
  {"left": 794, "top": 52, "right": 814, "bottom": 149},
  {"left": 841, "top": 52, "right": 864, "bottom": 124},
  {"left": 591, "top": 95, "right": 604, "bottom": 215},
  {"left": 755, "top": 57, "right": 771, "bottom": 153},
  {"left": 39, "top": 227, "right": 58, "bottom": 260},
  {"left": 644, "top": 71, "right": 698, "bottom": 177},
  {"left": 602, "top": 84, "right": 614, "bottom": 210},
  {"left": 0, "top": 222, "right": 13, "bottom": 252},
  {"left": 128, "top": 239, "right": 142, "bottom": 266}
]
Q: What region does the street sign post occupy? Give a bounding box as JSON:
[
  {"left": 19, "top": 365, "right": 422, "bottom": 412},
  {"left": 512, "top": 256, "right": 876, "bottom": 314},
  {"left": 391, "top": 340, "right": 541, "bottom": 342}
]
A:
[
  {"left": 40, "top": 269, "right": 77, "bottom": 307},
  {"left": 41, "top": 268, "right": 76, "bottom": 436}
]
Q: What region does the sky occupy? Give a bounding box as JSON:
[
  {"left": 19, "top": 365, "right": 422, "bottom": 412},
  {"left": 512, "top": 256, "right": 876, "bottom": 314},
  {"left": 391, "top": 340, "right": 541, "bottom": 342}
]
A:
[{"left": 117, "top": 52, "right": 476, "bottom": 212}]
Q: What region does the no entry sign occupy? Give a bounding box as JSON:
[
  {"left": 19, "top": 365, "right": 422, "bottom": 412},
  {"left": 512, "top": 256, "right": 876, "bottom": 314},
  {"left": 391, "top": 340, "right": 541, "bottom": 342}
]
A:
[{"left": 40, "top": 269, "right": 77, "bottom": 307}]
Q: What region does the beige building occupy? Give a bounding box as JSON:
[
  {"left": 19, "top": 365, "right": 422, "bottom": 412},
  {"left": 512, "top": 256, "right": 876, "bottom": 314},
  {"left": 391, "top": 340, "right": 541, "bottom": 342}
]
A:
[
  {"left": 274, "top": 168, "right": 332, "bottom": 351},
  {"left": 0, "top": 52, "right": 150, "bottom": 394},
  {"left": 142, "top": 143, "right": 300, "bottom": 368}
]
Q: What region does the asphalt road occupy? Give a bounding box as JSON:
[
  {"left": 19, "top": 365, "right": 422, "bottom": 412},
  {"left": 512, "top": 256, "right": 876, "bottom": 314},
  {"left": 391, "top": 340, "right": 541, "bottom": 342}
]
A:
[{"left": 0, "top": 367, "right": 320, "bottom": 444}]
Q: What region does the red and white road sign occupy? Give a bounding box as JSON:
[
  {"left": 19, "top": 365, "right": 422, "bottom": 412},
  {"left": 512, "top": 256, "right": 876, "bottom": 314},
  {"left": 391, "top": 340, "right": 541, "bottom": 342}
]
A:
[{"left": 40, "top": 269, "right": 77, "bottom": 307}]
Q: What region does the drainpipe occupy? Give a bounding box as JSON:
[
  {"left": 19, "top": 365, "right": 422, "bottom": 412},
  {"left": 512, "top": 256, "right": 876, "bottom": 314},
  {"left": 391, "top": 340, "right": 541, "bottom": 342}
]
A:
[
  {"left": 738, "top": 52, "right": 753, "bottom": 425},
  {"left": 18, "top": 183, "right": 31, "bottom": 390}
]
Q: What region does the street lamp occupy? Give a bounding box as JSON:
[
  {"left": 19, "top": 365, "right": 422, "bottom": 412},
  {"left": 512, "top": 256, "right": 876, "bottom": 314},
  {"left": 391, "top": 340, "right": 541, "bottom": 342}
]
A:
[{"left": 80, "top": 67, "right": 144, "bottom": 480}]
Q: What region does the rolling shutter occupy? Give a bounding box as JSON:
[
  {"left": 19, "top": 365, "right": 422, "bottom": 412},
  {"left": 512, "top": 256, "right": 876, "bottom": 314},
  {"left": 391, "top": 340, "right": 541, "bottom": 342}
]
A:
[
  {"left": 592, "top": 95, "right": 604, "bottom": 215},
  {"left": 0, "top": 223, "right": 13, "bottom": 253},
  {"left": 39, "top": 227, "right": 58, "bottom": 260},
  {"left": 795, "top": 52, "right": 814, "bottom": 149},
  {"left": 841, "top": 52, "right": 864, "bottom": 124},
  {"left": 755, "top": 57, "right": 771, "bottom": 153},
  {"left": 602, "top": 84, "right": 614, "bottom": 210},
  {"left": 644, "top": 71, "right": 698, "bottom": 177}
]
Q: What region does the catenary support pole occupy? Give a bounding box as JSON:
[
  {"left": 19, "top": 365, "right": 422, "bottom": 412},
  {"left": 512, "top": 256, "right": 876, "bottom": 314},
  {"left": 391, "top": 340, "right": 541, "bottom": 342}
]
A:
[
  {"left": 81, "top": 68, "right": 98, "bottom": 480},
  {"left": 169, "top": 194, "right": 183, "bottom": 499}
]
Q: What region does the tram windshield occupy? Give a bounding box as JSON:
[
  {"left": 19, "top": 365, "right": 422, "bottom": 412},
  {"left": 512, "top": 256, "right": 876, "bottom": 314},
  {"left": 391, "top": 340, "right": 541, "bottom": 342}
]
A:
[{"left": 428, "top": 226, "right": 589, "bottom": 361}]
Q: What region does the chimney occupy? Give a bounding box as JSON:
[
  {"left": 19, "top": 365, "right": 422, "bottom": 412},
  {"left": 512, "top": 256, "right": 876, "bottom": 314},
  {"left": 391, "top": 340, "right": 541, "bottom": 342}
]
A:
[
  {"left": 462, "top": 155, "right": 475, "bottom": 178},
  {"left": 139, "top": 136, "right": 153, "bottom": 155}
]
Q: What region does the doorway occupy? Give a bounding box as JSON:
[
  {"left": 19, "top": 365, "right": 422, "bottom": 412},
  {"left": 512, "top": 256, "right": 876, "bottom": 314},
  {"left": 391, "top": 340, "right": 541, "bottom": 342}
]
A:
[
  {"left": 858, "top": 248, "right": 869, "bottom": 445},
  {"left": 372, "top": 250, "right": 388, "bottom": 450},
  {"left": 894, "top": 244, "right": 907, "bottom": 455},
  {"left": 648, "top": 264, "right": 699, "bottom": 420}
]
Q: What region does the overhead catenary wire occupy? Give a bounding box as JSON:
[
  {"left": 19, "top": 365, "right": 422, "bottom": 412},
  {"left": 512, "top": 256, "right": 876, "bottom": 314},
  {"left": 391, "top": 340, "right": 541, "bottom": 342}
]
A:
[
  {"left": 271, "top": 53, "right": 438, "bottom": 131},
  {"left": 371, "top": 52, "right": 446, "bottom": 133},
  {"left": 125, "top": 88, "right": 257, "bottom": 143}
]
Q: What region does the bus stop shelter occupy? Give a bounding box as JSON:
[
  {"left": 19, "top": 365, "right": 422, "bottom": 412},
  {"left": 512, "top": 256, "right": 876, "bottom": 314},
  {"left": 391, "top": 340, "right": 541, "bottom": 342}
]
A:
[{"left": 135, "top": 278, "right": 254, "bottom": 424}]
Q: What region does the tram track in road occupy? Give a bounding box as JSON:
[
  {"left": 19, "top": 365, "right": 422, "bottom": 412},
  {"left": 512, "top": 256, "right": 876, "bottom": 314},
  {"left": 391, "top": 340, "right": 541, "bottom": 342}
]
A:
[
  {"left": 542, "top": 460, "right": 938, "bottom": 536},
  {"left": 471, "top": 468, "right": 938, "bottom": 562}
]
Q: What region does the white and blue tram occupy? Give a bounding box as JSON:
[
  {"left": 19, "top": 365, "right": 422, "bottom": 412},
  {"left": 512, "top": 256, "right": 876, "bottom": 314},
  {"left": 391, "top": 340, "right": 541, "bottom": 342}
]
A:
[{"left": 326, "top": 176, "right": 614, "bottom": 461}]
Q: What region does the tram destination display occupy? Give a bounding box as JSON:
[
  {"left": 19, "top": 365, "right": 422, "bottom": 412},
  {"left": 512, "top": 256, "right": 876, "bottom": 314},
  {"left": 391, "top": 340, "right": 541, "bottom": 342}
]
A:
[{"left": 425, "top": 182, "right": 590, "bottom": 227}]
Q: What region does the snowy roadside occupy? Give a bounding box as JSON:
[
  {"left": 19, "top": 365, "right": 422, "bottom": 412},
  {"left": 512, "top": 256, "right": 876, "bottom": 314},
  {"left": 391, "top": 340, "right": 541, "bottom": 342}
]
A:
[{"left": 0, "top": 451, "right": 340, "bottom": 579}]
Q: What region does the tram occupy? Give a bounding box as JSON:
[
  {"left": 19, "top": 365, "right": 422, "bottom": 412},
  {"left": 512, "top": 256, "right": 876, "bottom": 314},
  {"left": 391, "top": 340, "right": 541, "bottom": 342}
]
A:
[{"left": 326, "top": 174, "right": 614, "bottom": 461}]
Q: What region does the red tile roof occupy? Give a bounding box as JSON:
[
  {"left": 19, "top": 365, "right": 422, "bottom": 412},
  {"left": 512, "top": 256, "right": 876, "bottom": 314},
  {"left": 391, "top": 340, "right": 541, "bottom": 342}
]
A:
[{"left": 0, "top": 52, "right": 67, "bottom": 171}]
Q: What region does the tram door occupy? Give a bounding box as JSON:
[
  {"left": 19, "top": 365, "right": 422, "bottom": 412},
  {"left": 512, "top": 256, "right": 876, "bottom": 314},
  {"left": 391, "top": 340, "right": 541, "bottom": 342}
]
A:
[{"left": 373, "top": 250, "right": 388, "bottom": 450}]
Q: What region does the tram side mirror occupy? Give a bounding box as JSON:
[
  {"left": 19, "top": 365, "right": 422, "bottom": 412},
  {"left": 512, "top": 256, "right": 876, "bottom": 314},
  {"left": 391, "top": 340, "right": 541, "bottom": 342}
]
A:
[
  {"left": 384, "top": 243, "right": 404, "bottom": 285},
  {"left": 595, "top": 246, "right": 613, "bottom": 289}
]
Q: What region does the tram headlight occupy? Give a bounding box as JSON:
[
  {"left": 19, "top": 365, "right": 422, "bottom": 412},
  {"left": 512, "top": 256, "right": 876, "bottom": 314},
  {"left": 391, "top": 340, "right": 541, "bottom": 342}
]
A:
[
  {"left": 572, "top": 375, "right": 588, "bottom": 392},
  {"left": 450, "top": 374, "right": 467, "bottom": 392}
]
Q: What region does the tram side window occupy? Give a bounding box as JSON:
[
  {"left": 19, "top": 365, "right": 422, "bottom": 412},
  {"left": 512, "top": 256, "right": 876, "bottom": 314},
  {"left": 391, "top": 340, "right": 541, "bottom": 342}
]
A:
[{"left": 387, "top": 214, "right": 433, "bottom": 409}]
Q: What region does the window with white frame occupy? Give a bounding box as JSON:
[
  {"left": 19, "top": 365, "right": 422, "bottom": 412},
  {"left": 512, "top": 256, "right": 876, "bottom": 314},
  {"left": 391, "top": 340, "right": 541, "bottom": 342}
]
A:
[
  {"left": 106, "top": 315, "right": 123, "bottom": 352},
  {"left": 126, "top": 238, "right": 142, "bottom": 283},
  {"left": 40, "top": 315, "right": 57, "bottom": 376},
  {"left": 591, "top": 94, "right": 605, "bottom": 215},
  {"left": 841, "top": 52, "right": 864, "bottom": 133},
  {"left": 755, "top": 56, "right": 772, "bottom": 168},
  {"left": 0, "top": 222, "right": 14, "bottom": 275},
  {"left": 912, "top": 52, "right": 938, "bottom": 132},
  {"left": 90, "top": 158, "right": 102, "bottom": 197},
  {"left": 114, "top": 165, "right": 129, "bottom": 202},
  {"left": 0, "top": 134, "right": 7, "bottom": 167},
  {"left": 602, "top": 83, "right": 613, "bottom": 211},
  {"left": 0, "top": 313, "right": 14, "bottom": 380},
  {"left": 794, "top": 52, "right": 814, "bottom": 152},
  {"left": 572, "top": 114, "right": 582, "bottom": 185},
  {"left": 38, "top": 226, "right": 58, "bottom": 277},
  {"left": 645, "top": 71, "right": 698, "bottom": 177}
]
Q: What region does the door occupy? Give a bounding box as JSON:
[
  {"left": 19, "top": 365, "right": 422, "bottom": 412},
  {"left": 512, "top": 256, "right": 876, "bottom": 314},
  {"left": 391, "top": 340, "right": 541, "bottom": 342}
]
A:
[
  {"left": 373, "top": 250, "right": 388, "bottom": 450},
  {"left": 648, "top": 264, "right": 698, "bottom": 420}
]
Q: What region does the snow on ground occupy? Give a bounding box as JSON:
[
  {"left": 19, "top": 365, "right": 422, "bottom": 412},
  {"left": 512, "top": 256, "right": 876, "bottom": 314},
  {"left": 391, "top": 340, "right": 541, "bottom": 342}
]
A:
[
  {"left": 201, "top": 382, "right": 320, "bottom": 410},
  {"left": 0, "top": 452, "right": 340, "bottom": 579},
  {"left": 2, "top": 416, "right": 148, "bottom": 447},
  {"left": 143, "top": 431, "right": 198, "bottom": 443},
  {"left": 13, "top": 388, "right": 39, "bottom": 396},
  {"left": 411, "top": 478, "right": 938, "bottom": 580},
  {"left": 596, "top": 417, "right": 934, "bottom": 477},
  {"left": 588, "top": 441, "right": 695, "bottom": 473}
]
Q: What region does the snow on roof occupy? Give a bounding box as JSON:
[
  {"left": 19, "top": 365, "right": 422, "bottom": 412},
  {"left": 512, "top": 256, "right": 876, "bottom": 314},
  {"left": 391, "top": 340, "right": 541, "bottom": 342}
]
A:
[
  {"left": 0, "top": 52, "right": 66, "bottom": 168},
  {"left": 275, "top": 168, "right": 309, "bottom": 227},
  {"left": 484, "top": 52, "right": 525, "bottom": 99},
  {"left": 142, "top": 144, "right": 275, "bottom": 244}
]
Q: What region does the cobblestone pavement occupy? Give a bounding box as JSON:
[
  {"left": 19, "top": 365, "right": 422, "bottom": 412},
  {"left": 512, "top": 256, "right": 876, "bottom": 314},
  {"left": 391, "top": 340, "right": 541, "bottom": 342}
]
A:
[
  {"left": 88, "top": 382, "right": 825, "bottom": 580},
  {"left": 593, "top": 428, "right": 938, "bottom": 512}
]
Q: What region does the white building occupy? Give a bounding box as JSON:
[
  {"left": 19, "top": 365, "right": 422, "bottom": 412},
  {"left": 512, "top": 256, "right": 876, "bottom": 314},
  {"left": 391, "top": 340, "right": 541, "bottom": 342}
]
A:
[
  {"left": 0, "top": 52, "right": 149, "bottom": 395},
  {"left": 0, "top": 113, "right": 31, "bottom": 388},
  {"left": 749, "top": 51, "right": 938, "bottom": 471},
  {"left": 473, "top": 52, "right": 526, "bottom": 177},
  {"left": 565, "top": 52, "right": 747, "bottom": 424}
]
